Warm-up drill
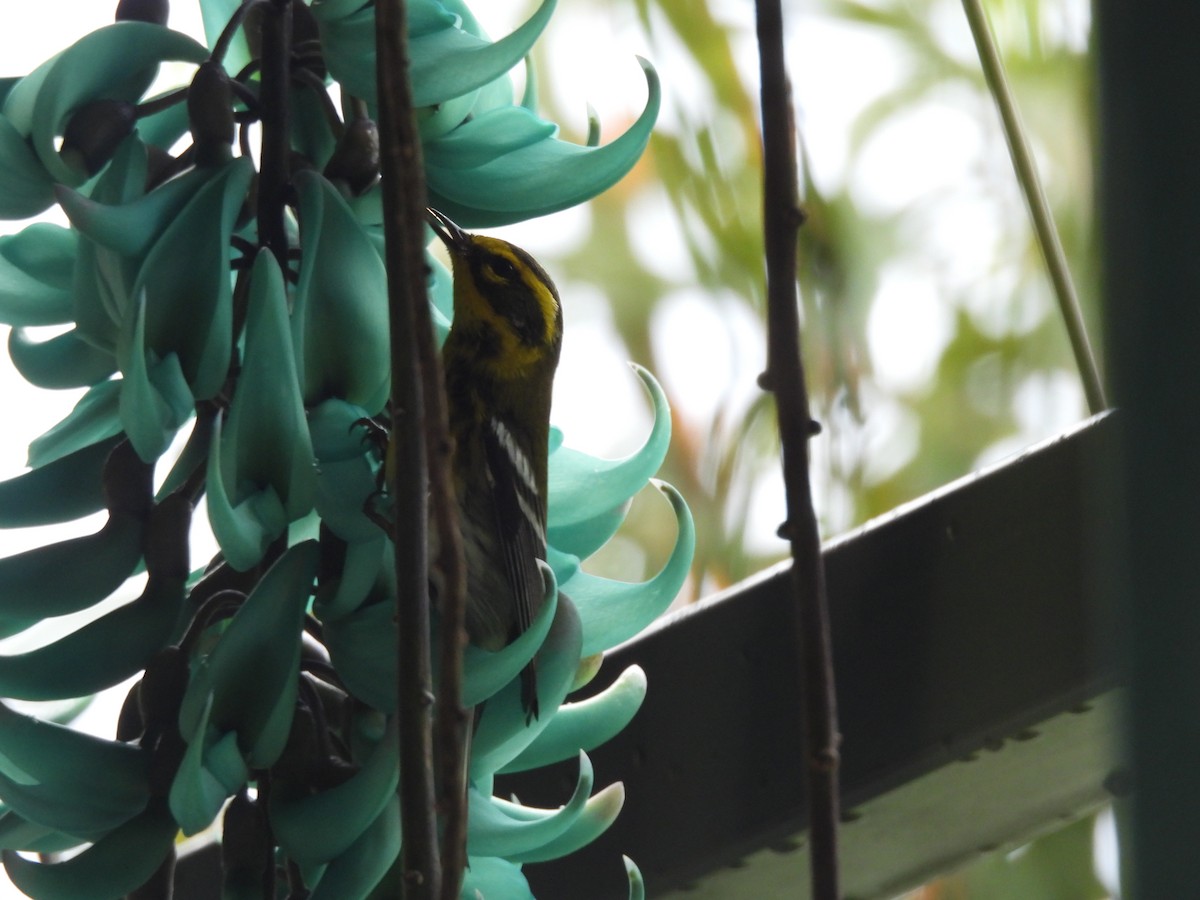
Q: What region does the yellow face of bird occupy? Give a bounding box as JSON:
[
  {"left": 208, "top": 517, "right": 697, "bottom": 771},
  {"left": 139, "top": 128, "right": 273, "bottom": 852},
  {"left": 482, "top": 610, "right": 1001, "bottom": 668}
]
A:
[{"left": 434, "top": 221, "right": 563, "bottom": 380}]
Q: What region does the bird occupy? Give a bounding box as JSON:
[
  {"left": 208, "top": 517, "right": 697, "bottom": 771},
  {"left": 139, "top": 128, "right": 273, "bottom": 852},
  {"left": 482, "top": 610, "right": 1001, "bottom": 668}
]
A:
[{"left": 426, "top": 207, "right": 563, "bottom": 721}]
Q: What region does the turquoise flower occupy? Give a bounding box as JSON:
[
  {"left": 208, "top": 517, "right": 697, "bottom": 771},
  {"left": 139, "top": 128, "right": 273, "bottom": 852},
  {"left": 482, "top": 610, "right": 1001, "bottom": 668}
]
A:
[{"left": 0, "top": 2, "right": 685, "bottom": 897}]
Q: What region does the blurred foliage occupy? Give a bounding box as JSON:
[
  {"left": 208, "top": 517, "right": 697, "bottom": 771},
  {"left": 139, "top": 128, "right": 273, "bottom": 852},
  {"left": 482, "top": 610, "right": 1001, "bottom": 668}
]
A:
[
  {"left": 512, "top": 0, "right": 1108, "bottom": 895},
  {"left": 519, "top": 0, "right": 1097, "bottom": 595}
]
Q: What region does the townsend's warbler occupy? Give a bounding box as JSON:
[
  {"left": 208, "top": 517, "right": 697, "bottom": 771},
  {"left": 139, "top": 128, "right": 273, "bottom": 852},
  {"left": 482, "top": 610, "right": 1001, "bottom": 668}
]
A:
[{"left": 427, "top": 208, "right": 563, "bottom": 720}]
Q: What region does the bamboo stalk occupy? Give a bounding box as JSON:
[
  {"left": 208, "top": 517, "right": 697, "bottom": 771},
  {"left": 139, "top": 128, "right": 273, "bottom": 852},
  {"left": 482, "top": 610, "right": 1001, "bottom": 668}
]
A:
[{"left": 961, "top": 0, "right": 1107, "bottom": 414}]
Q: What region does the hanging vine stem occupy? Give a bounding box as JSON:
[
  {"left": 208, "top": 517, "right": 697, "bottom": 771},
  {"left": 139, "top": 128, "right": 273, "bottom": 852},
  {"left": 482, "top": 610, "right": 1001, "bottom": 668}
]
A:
[
  {"left": 754, "top": 1, "right": 842, "bottom": 898},
  {"left": 375, "top": 0, "right": 469, "bottom": 897},
  {"left": 255, "top": 0, "right": 292, "bottom": 268},
  {"left": 960, "top": 0, "right": 1108, "bottom": 415}
]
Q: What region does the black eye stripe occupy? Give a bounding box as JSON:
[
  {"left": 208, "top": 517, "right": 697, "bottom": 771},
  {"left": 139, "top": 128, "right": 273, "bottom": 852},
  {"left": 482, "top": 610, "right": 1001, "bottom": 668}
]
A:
[
  {"left": 466, "top": 243, "right": 562, "bottom": 347},
  {"left": 495, "top": 283, "right": 546, "bottom": 345}
]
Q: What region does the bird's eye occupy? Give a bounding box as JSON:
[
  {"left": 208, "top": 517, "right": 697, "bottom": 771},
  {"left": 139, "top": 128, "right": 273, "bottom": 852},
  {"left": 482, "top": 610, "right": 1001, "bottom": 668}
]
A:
[{"left": 489, "top": 257, "right": 519, "bottom": 281}]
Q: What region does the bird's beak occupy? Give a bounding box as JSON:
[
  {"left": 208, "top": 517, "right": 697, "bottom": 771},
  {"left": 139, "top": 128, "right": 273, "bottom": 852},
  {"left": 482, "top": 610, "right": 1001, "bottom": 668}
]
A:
[{"left": 426, "top": 208, "right": 470, "bottom": 254}]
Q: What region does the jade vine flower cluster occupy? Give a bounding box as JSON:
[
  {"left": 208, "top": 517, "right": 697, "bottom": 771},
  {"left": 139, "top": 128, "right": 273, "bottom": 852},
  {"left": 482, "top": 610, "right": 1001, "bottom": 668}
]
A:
[{"left": 0, "top": 1, "right": 692, "bottom": 897}]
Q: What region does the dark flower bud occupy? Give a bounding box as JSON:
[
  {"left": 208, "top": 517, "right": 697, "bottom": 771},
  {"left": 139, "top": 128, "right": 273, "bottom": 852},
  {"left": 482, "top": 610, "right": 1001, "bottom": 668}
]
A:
[
  {"left": 188, "top": 60, "right": 236, "bottom": 166},
  {"left": 293, "top": 2, "right": 327, "bottom": 80},
  {"left": 323, "top": 116, "right": 380, "bottom": 196},
  {"left": 115, "top": 0, "right": 169, "bottom": 25},
  {"left": 60, "top": 98, "right": 138, "bottom": 176}
]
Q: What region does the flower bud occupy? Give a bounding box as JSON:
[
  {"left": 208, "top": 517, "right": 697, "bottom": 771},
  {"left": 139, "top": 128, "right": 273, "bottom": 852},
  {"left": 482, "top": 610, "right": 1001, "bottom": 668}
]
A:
[
  {"left": 188, "top": 60, "right": 235, "bottom": 167},
  {"left": 115, "top": 0, "right": 169, "bottom": 25},
  {"left": 323, "top": 116, "right": 380, "bottom": 196}
]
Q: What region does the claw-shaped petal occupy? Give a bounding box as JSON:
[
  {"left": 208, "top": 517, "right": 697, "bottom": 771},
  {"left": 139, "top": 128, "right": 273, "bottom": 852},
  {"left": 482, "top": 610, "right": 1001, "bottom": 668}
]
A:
[
  {"left": 0, "top": 514, "right": 144, "bottom": 629},
  {"left": 127, "top": 157, "right": 252, "bottom": 402},
  {"left": 548, "top": 364, "right": 671, "bottom": 559},
  {"left": 0, "top": 114, "right": 55, "bottom": 217},
  {"left": 207, "top": 252, "right": 315, "bottom": 570},
  {"left": 169, "top": 696, "right": 247, "bottom": 837},
  {"left": 426, "top": 58, "right": 660, "bottom": 227},
  {"left": 564, "top": 482, "right": 695, "bottom": 656},
  {"left": 8, "top": 326, "right": 116, "bottom": 390},
  {"left": 25, "top": 380, "right": 123, "bottom": 469},
  {"left": 470, "top": 592, "right": 582, "bottom": 776},
  {"left": 508, "top": 781, "right": 625, "bottom": 864},
  {"left": 461, "top": 856, "right": 536, "bottom": 899},
  {"left": 293, "top": 171, "right": 390, "bottom": 413},
  {"left": 500, "top": 665, "right": 647, "bottom": 774},
  {"left": 468, "top": 751, "right": 594, "bottom": 858},
  {"left": 461, "top": 561, "right": 558, "bottom": 707},
  {"left": 57, "top": 163, "right": 218, "bottom": 260},
  {"left": 270, "top": 720, "right": 398, "bottom": 868},
  {"left": 27, "top": 22, "right": 208, "bottom": 184},
  {"left": 309, "top": 398, "right": 384, "bottom": 543},
  {"left": 0, "top": 224, "right": 76, "bottom": 327},
  {"left": 0, "top": 572, "right": 185, "bottom": 701},
  {"left": 0, "top": 810, "right": 82, "bottom": 854},
  {"left": 0, "top": 435, "right": 119, "bottom": 528},
  {"left": 306, "top": 795, "right": 400, "bottom": 900},
  {"left": 120, "top": 292, "right": 194, "bottom": 462},
  {"left": 2, "top": 802, "right": 176, "bottom": 900},
  {"left": 179, "top": 541, "right": 318, "bottom": 770},
  {"left": 313, "top": 0, "right": 556, "bottom": 110},
  {"left": 0, "top": 701, "right": 150, "bottom": 839}
]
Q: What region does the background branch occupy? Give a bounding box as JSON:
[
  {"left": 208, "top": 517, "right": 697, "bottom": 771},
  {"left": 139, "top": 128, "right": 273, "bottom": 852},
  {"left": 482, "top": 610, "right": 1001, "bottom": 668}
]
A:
[{"left": 754, "top": 1, "right": 841, "bottom": 897}]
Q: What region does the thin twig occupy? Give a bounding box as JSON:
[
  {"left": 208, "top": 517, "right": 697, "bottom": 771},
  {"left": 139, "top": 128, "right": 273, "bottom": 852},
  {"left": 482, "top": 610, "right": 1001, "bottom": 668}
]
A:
[
  {"left": 961, "top": 0, "right": 1107, "bottom": 414},
  {"left": 754, "top": 1, "right": 841, "bottom": 898},
  {"left": 374, "top": 0, "right": 442, "bottom": 897}
]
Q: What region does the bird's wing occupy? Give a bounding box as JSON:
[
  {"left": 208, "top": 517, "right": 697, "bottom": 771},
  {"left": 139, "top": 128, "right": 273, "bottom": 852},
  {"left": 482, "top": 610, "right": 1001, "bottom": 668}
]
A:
[{"left": 482, "top": 418, "right": 547, "bottom": 638}]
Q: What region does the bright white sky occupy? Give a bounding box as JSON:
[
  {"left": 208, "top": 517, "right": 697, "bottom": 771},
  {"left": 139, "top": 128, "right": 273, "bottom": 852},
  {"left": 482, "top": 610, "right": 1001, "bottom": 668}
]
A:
[{"left": 0, "top": 2, "right": 1107, "bottom": 897}]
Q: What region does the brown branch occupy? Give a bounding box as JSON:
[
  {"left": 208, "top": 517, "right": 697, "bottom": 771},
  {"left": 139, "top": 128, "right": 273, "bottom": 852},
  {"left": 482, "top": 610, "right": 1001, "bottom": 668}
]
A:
[
  {"left": 754, "top": 1, "right": 841, "bottom": 898},
  {"left": 430, "top": 377, "right": 469, "bottom": 895},
  {"left": 374, "top": 1, "right": 442, "bottom": 897}
]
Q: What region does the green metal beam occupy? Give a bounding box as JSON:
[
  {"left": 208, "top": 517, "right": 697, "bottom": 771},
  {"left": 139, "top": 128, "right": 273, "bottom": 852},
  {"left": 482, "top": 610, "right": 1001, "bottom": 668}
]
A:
[
  {"left": 1094, "top": 4, "right": 1200, "bottom": 898},
  {"left": 504, "top": 414, "right": 1121, "bottom": 898}
]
